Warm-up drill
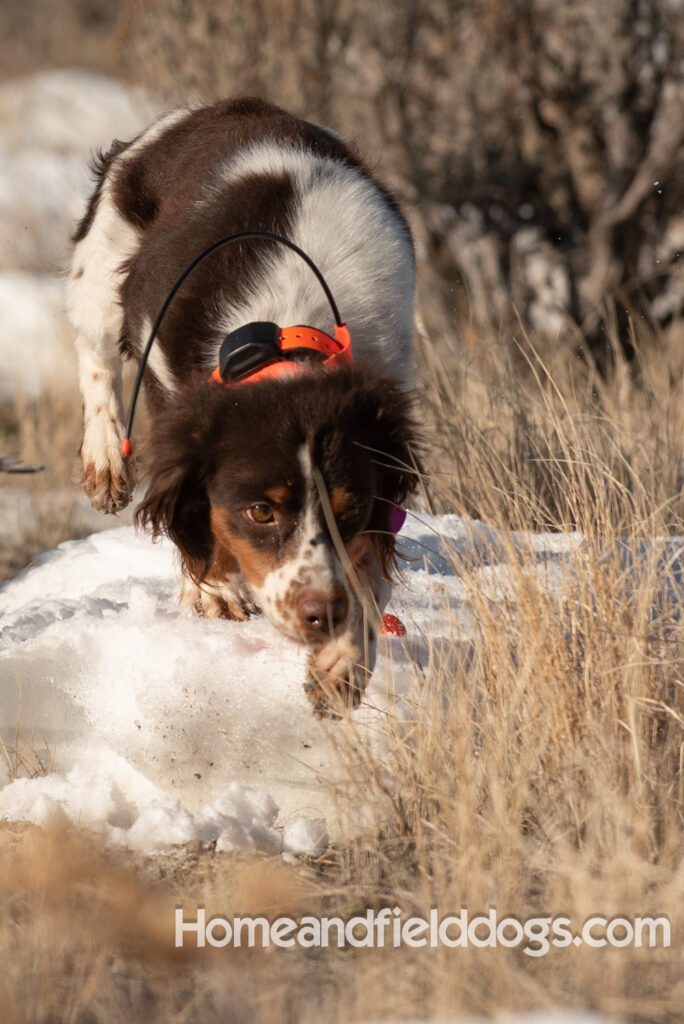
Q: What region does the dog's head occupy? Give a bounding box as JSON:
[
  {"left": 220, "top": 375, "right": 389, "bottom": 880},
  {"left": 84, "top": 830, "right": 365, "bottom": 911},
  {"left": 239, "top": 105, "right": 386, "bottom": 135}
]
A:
[{"left": 136, "top": 365, "right": 422, "bottom": 645}]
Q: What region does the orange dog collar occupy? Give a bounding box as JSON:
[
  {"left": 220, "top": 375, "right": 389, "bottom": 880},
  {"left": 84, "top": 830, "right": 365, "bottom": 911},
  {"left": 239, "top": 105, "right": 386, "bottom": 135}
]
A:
[
  {"left": 210, "top": 321, "right": 352, "bottom": 386},
  {"left": 121, "top": 231, "right": 352, "bottom": 457}
]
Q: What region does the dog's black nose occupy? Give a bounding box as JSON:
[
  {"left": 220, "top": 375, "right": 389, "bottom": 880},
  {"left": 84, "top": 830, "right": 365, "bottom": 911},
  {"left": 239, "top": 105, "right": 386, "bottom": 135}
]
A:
[{"left": 297, "top": 590, "right": 348, "bottom": 635}]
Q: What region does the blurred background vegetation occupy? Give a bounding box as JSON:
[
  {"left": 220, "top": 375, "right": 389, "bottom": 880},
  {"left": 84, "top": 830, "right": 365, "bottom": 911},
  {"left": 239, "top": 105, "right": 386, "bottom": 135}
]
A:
[{"left": 1, "top": 0, "right": 682, "bottom": 368}]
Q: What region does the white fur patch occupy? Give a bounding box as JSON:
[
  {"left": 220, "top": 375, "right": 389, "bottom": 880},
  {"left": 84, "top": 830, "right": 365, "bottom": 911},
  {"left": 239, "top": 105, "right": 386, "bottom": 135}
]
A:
[
  {"left": 247, "top": 446, "right": 387, "bottom": 702},
  {"left": 67, "top": 108, "right": 193, "bottom": 340},
  {"left": 138, "top": 317, "right": 178, "bottom": 394},
  {"left": 66, "top": 198, "right": 138, "bottom": 352},
  {"left": 249, "top": 446, "right": 349, "bottom": 636},
  {"left": 180, "top": 572, "right": 258, "bottom": 621},
  {"left": 209, "top": 143, "right": 415, "bottom": 387},
  {"left": 68, "top": 107, "right": 193, "bottom": 507},
  {"left": 67, "top": 171, "right": 138, "bottom": 504}
]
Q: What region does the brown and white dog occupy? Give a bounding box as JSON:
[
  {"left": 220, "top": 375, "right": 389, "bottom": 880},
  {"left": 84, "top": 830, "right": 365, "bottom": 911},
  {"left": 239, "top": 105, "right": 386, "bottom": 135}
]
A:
[{"left": 67, "top": 97, "right": 421, "bottom": 714}]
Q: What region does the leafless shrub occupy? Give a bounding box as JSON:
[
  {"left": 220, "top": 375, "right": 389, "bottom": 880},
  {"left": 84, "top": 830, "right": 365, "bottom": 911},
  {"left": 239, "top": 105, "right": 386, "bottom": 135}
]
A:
[{"left": 118, "top": 0, "right": 684, "bottom": 363}]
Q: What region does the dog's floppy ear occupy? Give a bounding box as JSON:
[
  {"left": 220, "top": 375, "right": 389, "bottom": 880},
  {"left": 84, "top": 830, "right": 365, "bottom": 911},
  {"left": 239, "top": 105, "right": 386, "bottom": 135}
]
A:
[
  {"left": 134, "top": 393, "right": 215, "bottom": 581},
  {"left": 365, "top": 379, "right": 424, "bottom": 579},
  {"left": 373, "top": 387, "right": 423, "bottom": 503}
]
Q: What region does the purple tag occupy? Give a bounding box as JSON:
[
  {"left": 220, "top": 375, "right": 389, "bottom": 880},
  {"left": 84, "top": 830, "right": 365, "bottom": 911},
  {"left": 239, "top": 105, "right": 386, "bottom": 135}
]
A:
[{"left": 390, "top": 504, "right": 407, "bottom": 533}]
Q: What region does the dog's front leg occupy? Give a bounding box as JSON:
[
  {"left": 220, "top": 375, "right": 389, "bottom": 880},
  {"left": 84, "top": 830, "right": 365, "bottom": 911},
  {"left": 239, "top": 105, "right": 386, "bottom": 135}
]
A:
[
  {"left": 180, "top": 572, "right": 260, "bottom": 621},
  {"left": 73, "top": 333, "right": 134, "bottom": 513},
  {"left": 67, "top": 176, "right": 139, "bottom": 513}
]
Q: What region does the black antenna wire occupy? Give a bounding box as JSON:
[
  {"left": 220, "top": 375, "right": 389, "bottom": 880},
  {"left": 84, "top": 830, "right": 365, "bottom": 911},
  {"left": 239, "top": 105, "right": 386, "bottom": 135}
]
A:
[{"left": 121, "top": 231, "right": 345, "bottom": 455}]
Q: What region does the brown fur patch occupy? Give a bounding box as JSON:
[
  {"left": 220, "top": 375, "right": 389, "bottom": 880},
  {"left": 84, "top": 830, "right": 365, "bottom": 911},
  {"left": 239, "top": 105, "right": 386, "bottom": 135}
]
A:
[
  {"left": 208, "top": 536, "right": 241, "bottom": 579},
  {"left": 348, "top": 524, "right": 399, "bottom": 584},
  {"left": 210, "top": 506, "right": 277, "bottom": 590},
  {"left": 330, "top": 487, "right": 352, "bottom": 517},
  {"left": 82, "top": 460, "right": 96, "bottom": 490},
  {"left": 72, "top": 138, "right": 131, "bottom": 244},
  {"left": 106, "top": 96, "right": 411, "bottom": 378},
  {"left": 81, "top": 456, "right": 133, "bottom": 514},
  {"left": 346, "top": 533, "right": 376, "bottom": 575},
  {"left": 264, "top": 485, "right": 293, "bottom": 507}
]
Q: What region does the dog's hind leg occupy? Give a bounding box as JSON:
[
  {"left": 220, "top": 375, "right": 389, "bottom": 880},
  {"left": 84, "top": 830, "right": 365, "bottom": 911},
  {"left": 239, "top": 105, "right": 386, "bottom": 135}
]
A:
[{"left": 66, "top": 146, "right": 139, "bottom": 513}]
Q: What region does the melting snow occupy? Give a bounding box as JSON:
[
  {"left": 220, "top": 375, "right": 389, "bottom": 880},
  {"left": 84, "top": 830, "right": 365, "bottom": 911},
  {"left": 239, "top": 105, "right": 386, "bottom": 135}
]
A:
[{"left": 1, "top": 514, "right": 680, "bottom": 856}]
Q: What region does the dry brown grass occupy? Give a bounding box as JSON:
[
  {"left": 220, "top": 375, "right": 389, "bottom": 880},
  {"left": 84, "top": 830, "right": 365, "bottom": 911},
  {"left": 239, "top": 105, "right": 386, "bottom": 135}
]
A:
[
  {"left": 1, "top": 320, "right": 683, "bottom": 1023},
  {"left": 0, "top": 376, "right": 139, "bottom": 582},
  {"left": 417, "top": 315, "right": 684, "bottom": 537},
  {"left": 0, "top": 387, "right": 83, "bottom": 581}
]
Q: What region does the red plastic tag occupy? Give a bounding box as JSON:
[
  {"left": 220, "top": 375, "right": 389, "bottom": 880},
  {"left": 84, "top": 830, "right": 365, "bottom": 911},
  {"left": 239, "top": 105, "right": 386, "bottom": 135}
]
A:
[{"left": 379, "top": 613, "right": 407, "bottom": 637}]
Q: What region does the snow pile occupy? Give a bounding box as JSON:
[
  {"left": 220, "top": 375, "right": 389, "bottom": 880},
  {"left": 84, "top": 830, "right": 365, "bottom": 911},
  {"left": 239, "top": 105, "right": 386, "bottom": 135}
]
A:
[
  {"left": 0, "top": 514, "right": 681, "bottom": 855},
  {"left": 0, "top": 70, "right": 153, "bottom": 401},
  {"left": 0, "top": 69, "right": 152, "bottom": 272},
  {"left": 0, "top": 768, "right": 315, "bottom": 856}
]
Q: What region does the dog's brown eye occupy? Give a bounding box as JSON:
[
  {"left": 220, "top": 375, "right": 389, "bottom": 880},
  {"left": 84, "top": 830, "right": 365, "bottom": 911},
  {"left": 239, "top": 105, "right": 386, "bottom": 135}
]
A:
[{"left": 246, "top": 503, "right": 275, "bottom": 524}]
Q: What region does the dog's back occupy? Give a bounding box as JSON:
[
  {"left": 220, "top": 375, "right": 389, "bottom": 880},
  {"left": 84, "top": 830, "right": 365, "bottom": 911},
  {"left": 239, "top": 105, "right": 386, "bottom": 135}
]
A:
[{"left": 69, "top": 98, "right": 414, "bottom": 404}]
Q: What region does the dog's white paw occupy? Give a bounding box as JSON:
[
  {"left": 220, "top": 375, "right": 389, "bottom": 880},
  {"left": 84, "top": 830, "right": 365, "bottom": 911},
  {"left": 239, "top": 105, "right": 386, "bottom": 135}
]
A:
[
  {"left": 81, "top": 415, "right": 135, "bottom": 514},
  {"left": 181, "top": 575, "right": 259, "bottom": 621}
]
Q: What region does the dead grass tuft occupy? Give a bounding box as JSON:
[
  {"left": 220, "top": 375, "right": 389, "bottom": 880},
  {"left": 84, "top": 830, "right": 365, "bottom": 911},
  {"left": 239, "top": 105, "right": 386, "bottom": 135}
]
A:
[{"left": 1, "top": 319, "right": 683, "bottom": 1021}]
